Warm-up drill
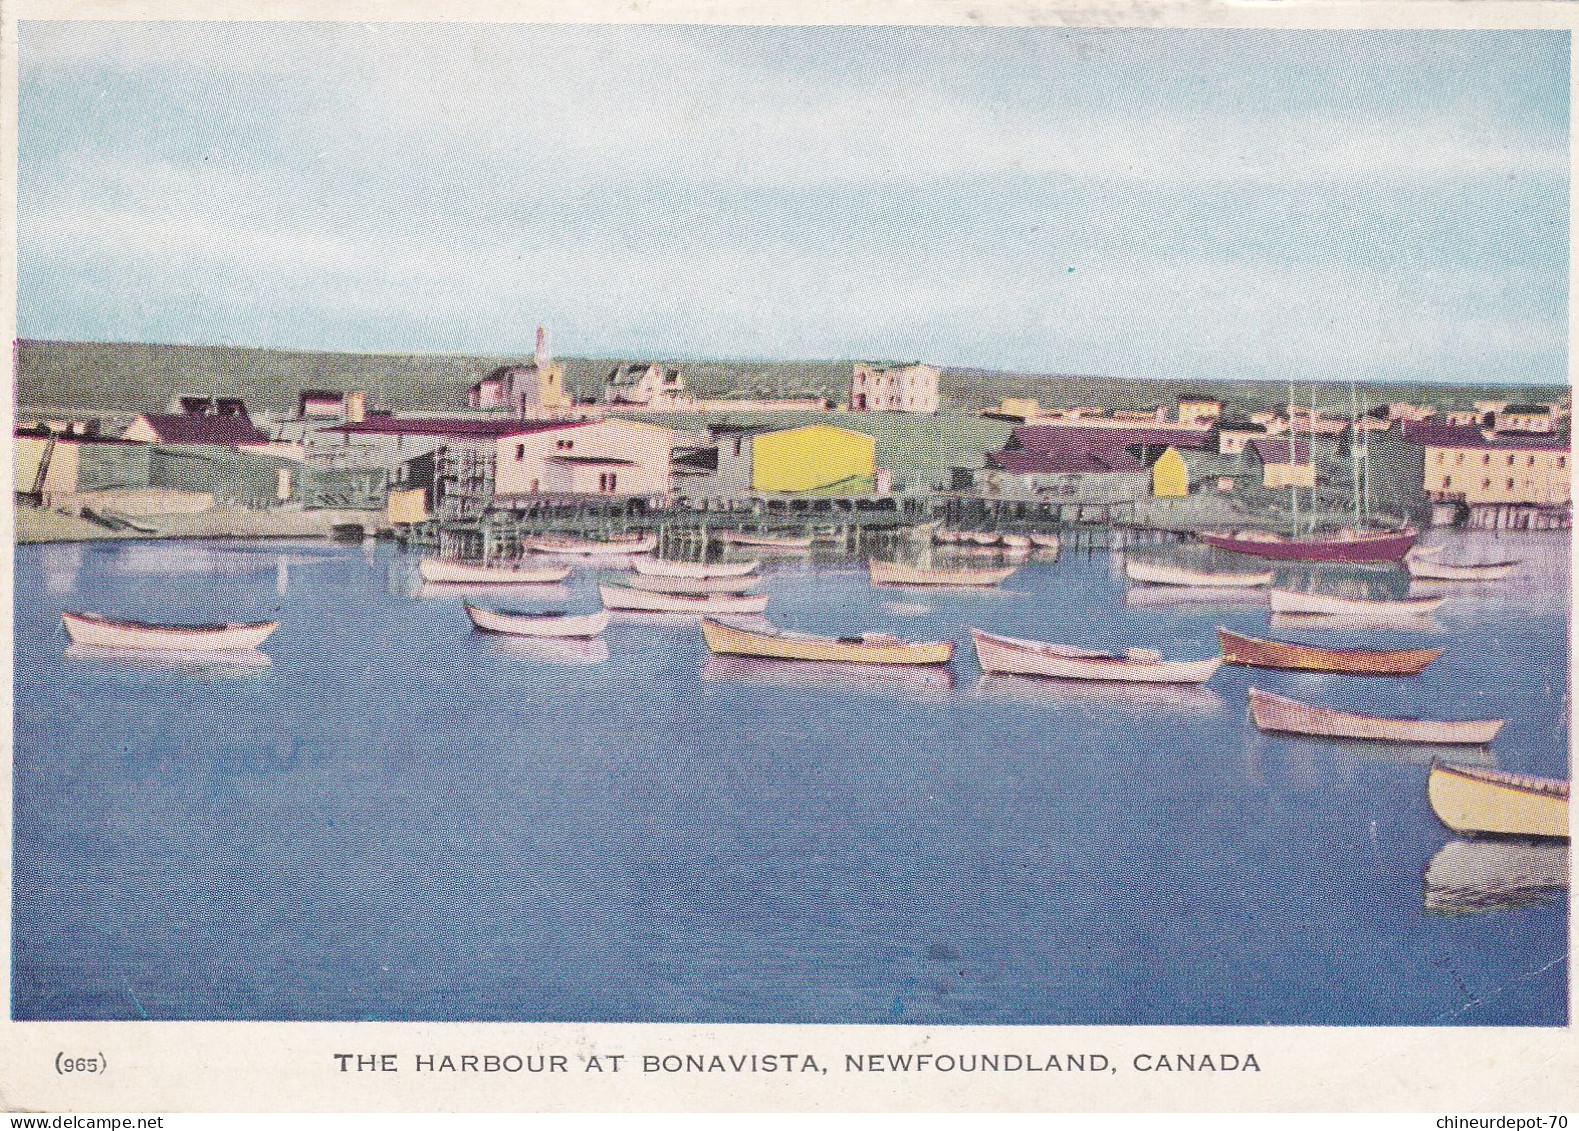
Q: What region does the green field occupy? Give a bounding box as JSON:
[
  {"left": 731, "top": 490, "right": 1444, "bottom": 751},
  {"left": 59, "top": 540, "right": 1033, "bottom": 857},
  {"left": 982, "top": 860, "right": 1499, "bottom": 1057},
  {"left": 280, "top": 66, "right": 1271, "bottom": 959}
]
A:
[{"left": 17, "top": 339, "right": 1564, "bottom": 422}]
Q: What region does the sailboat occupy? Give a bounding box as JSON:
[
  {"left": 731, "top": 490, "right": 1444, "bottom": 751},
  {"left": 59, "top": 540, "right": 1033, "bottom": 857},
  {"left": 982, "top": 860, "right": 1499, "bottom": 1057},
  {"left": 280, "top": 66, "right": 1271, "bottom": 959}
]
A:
[{"left": 1199, "top": 382, "right": 1416, "bottom": 563}]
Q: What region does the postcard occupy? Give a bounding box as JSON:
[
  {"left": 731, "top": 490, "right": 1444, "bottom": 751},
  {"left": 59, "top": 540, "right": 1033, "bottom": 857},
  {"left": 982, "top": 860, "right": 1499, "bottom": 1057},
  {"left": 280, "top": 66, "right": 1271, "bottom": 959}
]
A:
[{"left": 3, "top": 0, "right": 1576, "bottom": 1115}]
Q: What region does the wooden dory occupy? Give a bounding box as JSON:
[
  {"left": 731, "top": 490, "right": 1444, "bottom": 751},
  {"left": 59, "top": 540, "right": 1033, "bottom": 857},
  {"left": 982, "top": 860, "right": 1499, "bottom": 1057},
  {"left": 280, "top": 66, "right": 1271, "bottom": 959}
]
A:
[
  {"left": 870, "top": 559, "right": 1017, "bottom": 587},
  {"left": 1406, "top": 557, "right": 1520, "bottom": 582},
  {"left": 971, "top": 628, "right": 1222, "bottom": 684},
  {"left": 1248, "top": 687, "right": 1504, "bottom": 745},
  {"left": 1428, "top": 763, "right": 1569, "bottom": 840},
  {"left": 418, "top": 557, "right": 572, "bottom": 584},
  {"left": 1126, "top": 560, "right": 1274, "bottom": 588},
  {"left": 464, "top": 603, "right": 609, "bottom": 638},
  {"left": 633, "top": 557, "right": 759, "bottom": 579},
  {"left": 1217, "top": 627, "right": 1441, "bottom": 676},
  {"left": 701, "top": 617, "right": 953, "bottom": 665},
  {"left": 526, "top": 533, "right": 656, "bottom": 555},
  {"left": 627, "top": 572, "right": 760, "bottom": 596},
  {"left": 599, "top": 584, "right": 769, "bottom": 615},
  {"left": 1268, "top": 588, "right": 1444, "bottom": 617},
  {"left": 61, "top": 609, "right": 278, "bottom": 651}
]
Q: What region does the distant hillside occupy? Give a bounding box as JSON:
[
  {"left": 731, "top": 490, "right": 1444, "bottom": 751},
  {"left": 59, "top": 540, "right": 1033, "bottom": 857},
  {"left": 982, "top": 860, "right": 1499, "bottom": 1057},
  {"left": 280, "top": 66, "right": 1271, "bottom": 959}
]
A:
[{"left": 13, "top": 339, "right": 1567, "bottom": 418}]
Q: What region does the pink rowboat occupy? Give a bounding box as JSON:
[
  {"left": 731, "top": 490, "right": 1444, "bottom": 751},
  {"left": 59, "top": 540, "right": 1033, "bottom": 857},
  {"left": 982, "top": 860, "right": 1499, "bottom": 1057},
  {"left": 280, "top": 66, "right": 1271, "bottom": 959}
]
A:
[
  {"left": 464, "top": 603, "right": 609, "bottom": 639},
  {"left": 971, "top": 628, "right": 1222, "bottom": 684},
  {"left": 62, "top": 610, "right": 278, "bottom": 651},
  {"left": 1198, "top": 527, "right": 1417, "bottom": 563},
  {"left": 633, "top": 557, "right": 760, "bottom": 579},
  {"left": 1248, "top": 688, "right": 1504, "bottom": 745},
  {"left": 418, "top": 557, "right": 572, "bottom": 584},
  {"left": 599, "top": 584, "right": 770, "bottom": 615}
]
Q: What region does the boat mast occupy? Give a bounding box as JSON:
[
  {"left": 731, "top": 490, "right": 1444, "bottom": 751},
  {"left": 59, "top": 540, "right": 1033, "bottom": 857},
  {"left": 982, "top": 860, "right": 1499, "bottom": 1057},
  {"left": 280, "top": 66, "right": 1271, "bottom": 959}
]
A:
[
  {"left": 1359, "top": 387, "right": 1370, "bottom": 526},
  {"left": 1349, "top": 382, "right": 1362, "bottom": 529},
  {"left": 1288, "top": 380, "right": 1298, "bottom": 535},
  {"left": 1309, "top": 385, "right": 1317, "bottom": 532}
]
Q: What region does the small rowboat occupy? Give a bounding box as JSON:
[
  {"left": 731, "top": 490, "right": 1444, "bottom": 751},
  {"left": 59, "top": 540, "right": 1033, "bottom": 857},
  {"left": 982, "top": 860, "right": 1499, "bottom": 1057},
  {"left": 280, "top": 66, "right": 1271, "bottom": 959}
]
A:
[
  {"left": 1126, "top": 560, "right": 1274, "bottom": 588},
  {"left": 870, "top": 559, "right": 1017, "bottom": 587},
  {"left": 633, "top": 557, "right": 759, "bottom": 579},
  {"left": 418, "top": 557, "right": 572, "bottom": 585},
  {"left": 701, "top": 617, "right": 953, "bottom": 665},
  {"left": 967, "top": 532, "right": 1001, "bottom": 546},
  {"left": 526, "top": 533, "right": 656, "bottom": 556},
  {"left": 1217, "top": 627, "right": 1441, "bottom": 676},
  {"left": 971, "top": 628, "right": 1222, "bottom": 684},
  {"left": 1029, "top": 533, "right": 1061, "bottom": 552},
  {"left": 1428, "top": 763, "right": 1569, "bottom": 840},
  {"left": 464, "top": 603, "right": 609, "bottom": 639},
  {"left": 628, "top": 572, "right": 760, "bottom": 596},
  {"left": 1406, "top": 544, "right": 1446, "bottom": 559},
  {"left": 933, "top": 530, "right": 966, "bottom": 544},
  {"left": 62, "top": 610, "right": 278, "bottom": 651},
  {"left": 1406, "top": 557, "right": 1520, "bottom": 582},
  {"left": 1268, "top": 588, "right": 1443, "bottom": 617},
  {"left": 1247, "top": 687, "right": 1504, "bottom": 745},
  {"left": 716, "top": 531, "right": 813, "bottom": 550},
  {"left": 1001, "top": 534, "right": 1032, "bottom": 552},
  {"left": 599, "top": 584, "right": 769, "bottom": 615}
]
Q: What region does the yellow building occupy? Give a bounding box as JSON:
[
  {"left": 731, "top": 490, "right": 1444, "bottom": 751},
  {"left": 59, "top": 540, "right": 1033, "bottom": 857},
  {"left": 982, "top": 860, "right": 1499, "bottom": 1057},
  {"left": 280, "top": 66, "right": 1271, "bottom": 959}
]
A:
[
  {"left": 1423, "top": 440, "right": 1569, "bottom": 506},
  {"left": 1151, "top": 447, "right": 1188, "bottom": 497},
  {"left": 1176, "top": 395, "right": 1222, "bottom": 427},
  {"left": 751, "top": 424, "right": 877, "bottom": 494},
  {"left": 386, "top": 486, "right": 429, "bottom": 524},
  {"left": 1252, "top": 438, "right": 1316, "bottom": 489}
]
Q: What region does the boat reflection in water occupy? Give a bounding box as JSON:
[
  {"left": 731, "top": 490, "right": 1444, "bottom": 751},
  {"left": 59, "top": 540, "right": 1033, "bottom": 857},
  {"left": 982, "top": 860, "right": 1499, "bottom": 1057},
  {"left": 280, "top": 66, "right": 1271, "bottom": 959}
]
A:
[
  {"left": 62, "top": 643, "right": 273, "bottom": 676},
  {"left": 1268, "top": 612, "right": 1445, "bottom": 635},
  {"left": 700, "top": 655, "right": 954, "bottom": 699},
  {"left": 482, "top": 635, "right": 609, "bottom": 666},
  {"left": 1424, "top": 839, "right": 1570, "bottom": 915},
  {"left": 1124, "top": 585, "right": 1266, "bottom": 611},
  {"left": 415, "top": 581, "right": 572, "bottom": 603},
  {"left": 1330, "top": 739, "right": 1497, "bottom": 769},
  {"left": 968, "top": 672, "right": 1225, "bottom": 715}
]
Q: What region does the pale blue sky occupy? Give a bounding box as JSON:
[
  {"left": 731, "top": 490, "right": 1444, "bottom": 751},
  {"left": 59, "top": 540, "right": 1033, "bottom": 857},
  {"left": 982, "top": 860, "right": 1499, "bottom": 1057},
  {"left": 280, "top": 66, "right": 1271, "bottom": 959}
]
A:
[{"left": 17, "top": 24, "right": 1570, "bottom": 383}]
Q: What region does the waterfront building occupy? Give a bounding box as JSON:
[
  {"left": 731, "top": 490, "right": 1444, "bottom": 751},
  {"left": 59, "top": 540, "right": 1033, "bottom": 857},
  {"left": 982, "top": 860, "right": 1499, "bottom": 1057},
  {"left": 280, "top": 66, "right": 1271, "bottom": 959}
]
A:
[
  {"left": 1217, "top": 422, "right": 1267, "bottom": 456},
  {"left": 494, "top": 419, "right": 674, "bottom": 500},
  {"left": 849, "top": 363, "right": 940, "bottom": 414},
  {"left": 1405, "top": 422, "right": 1570, "bottom": 511},
  {"left": 122, "top": 400, "right": 270, "bottom": 446},
  {"left": 297, "top": 390, "right": 368, "bottom": 421},
  {"left": 751, "top": 424, "right": 878, "bottom": 494},
  {"left": 1492, "top": 404, "right": 1558, "bottom": 435},
  {"left": 1150, "top": 447, "right": 1189, "bottom": 498},
  {"left": 1248, "top": 437, "right": 1316, "bottom": 489}
]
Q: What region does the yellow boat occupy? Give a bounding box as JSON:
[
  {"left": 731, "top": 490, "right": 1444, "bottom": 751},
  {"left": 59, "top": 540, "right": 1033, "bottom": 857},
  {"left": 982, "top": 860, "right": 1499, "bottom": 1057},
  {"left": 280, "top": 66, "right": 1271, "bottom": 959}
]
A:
[
  {"left": 700, "top": 617, "right": 954, "bottom": 666},
  {"left": 1427, "top": 763, "right": 1569, "bottom": 841}
]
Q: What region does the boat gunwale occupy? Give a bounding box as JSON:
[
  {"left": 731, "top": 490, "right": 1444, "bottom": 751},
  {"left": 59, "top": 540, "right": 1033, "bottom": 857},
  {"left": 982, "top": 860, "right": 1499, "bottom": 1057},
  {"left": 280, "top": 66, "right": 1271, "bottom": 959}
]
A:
[{"left": 63, "top": 609, "right": 277, "bottom": 633}]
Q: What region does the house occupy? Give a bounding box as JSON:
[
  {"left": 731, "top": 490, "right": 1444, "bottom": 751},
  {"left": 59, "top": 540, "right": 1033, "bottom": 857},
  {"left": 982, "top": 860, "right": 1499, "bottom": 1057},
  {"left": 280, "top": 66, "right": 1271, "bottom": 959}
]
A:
[
  {"left": 470, "top": 328, "right": 573, "bottom": 415},
  {"left": 494, "top": 419, "right": 673, "bottom": 499},
  {"left": 1176, "top": 394, "right": 1223, "bottom": 428},
  {"left": 298, "top": 390, "right": 368, "bottom": 421},
  {"left": 1248, "top": 437, "right": 1316, "bottom": 489},
  {"left": 849, "top": 362, "right": 940, "bottom": 414},
  {"left": 1150, "top": 447, "right": 1189, "bottom": 498},
  {"left": 606, "top": 361, "right": 686, "bottom": 408},
  {"left": 1493, "top": 404, "right": 1558, "bottom": 435},
  {"left": 982, "top": 397, "right": 1040, "bottom": 422},
  {"left": 122, "top": 399, "right": 270, "bottom": 446},
  {"left": 750, "top": 424, "right": 878, "bottom": 494},
  {"left": 1217, "top": 421, "right": 1267, "bottom": 456}
]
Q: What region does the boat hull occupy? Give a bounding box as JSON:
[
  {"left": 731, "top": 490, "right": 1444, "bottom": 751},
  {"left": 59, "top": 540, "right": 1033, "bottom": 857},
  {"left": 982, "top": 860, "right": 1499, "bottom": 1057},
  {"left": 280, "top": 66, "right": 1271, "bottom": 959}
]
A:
[
  {"left": 62, "top": 610, "right": 278, "bottom": 651},
  {"left": 1126, "top": 560, "right": 1273, "bottom": 588},
  {"left": 971, "top": 629, "right": 1221, "bottom": 684},
  {"left": 1428, "top": 763, "right": 1569, "bottom": 840},
  {"left": 870, "top": 559, "right": 1017, "bottom": 587},
  {"left": 1248, "top": 687, "right": 1503, "bottom": 745},
  {"left": 633, "top": 557, "right": 759, "bottom": 579},
  {"left": 717, "top": 532, "right": 813, "bottom": 549},
  {"left": 1406, "top": 558, "right": 1519, "bottom": 582},
  {"left": 525, "top": 534, "right": 656, "bottom": 556},
  {"left": 464, "top": 603, "right": 609, "bottom": 638},
  {"left": 419, "top": 557, "right": 572, "bottom": 584},
  {"left": 1217, "top": 627, "right": 1441, "bottom": 676},
  {"left": 627, "top": 573, "right": 760, "bottom": 596},
  {"left": 701, "top": 618, "right": 953, "bottom": 665},
  {"left": 600, "top": 584, "right": 769, "bottom": 614},
  {"left": 1269, "top": 588, "right": 1443, "bottom": 617},
  {"left": 1199, "top": 528, "right": 1417, "bottom": 562}
]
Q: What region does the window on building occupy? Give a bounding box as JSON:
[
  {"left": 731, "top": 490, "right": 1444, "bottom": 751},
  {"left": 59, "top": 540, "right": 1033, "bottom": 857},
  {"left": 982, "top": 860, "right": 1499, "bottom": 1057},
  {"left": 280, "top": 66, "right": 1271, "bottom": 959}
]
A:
[
  {"left": 1436, "top": 452, "right": 1445, "bottom": 464},
  {"left": 1507, "top": 479, "right": 1515, "bottom": 490},
  {"left": 1482, "top": 453, "right": 1490, "bottom": 465},
  {"left": 1560, "top": 456, "right": 1568, "bottom": 468},
  {"left": 1529, "top": 455, "right": 1537, "bottom": 467},
  {"left": 1444, "top": 476, "right": 1452, "bottom": 489},
  {"left": 1483, "top": 478, "right": 1492, "bottom": 489},
  {"left": 1455, "top": 453, "right": 1464, "bottom": 465},
  {"left": 1507, "top": 455, "right": 1515, "bottom": 466},
  {"left": 515, "top": 444, "right": 525, "bottom": 461},
  {"left": 598, "top": 472, "right": 618, "bottom": 493}
]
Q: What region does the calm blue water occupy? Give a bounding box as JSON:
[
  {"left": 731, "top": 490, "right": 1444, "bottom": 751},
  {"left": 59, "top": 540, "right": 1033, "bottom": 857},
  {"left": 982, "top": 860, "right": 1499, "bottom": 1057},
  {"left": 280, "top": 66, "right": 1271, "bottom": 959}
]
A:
[{"left": 12, "top": 533, "right": 1570, "bottom": 1024}]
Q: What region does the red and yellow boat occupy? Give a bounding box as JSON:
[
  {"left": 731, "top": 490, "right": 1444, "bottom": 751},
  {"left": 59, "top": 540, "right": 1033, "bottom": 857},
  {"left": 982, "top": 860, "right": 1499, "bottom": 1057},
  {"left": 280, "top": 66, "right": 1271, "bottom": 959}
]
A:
[{"left": 1217, "top": 627, "right": 1441, "bottom": 676}]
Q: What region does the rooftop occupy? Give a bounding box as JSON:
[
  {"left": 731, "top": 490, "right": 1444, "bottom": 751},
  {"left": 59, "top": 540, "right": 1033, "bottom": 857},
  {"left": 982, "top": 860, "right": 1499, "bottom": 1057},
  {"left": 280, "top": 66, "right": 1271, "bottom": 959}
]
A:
[
  {"left": 133, "top": 413, "right": 270, "bottom": 445},
  {"left": 1399, "top": 421, "right": 1570, "bottom": 452},
  {"left": 331, "top": 417, "right": 593, "bottom": 439}
]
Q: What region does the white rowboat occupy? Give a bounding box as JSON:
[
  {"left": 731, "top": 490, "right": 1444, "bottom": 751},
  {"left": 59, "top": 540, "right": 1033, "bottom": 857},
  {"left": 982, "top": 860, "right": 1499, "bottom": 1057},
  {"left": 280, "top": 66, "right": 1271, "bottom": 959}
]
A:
[
  {"left": 1248, "top": 687, "right": 1504, "bottom": 745},
  {"left": 599, "top": 584, "right": 770, "bottom": 615},
  {"left": 464, "top": 603, "right": 609, "bottom": 638},
  {"left": 1125, "top": 560, "right": 1274, "bottom": 588},
  {"left": 971, "top": 628, "right": 1222, "bottom": 684},
  {"left": 62, "top": 610, "right": 278, "bottom": 651},
  {"left": 1406, "top": 557, "right": 1520, "bottom": 582},
  {"left": 1268, "top": 588, "right": 1444, "bottom": 617},
  {"left": 870, "top": 559, "right": 1017, "bottom": 587},
  {"left": 716, "top": 531, "right": 813, "bottom": 549},
  {"left": 633, "top": 557, "right": 759, "bottom": 579},
  {"left": 419, "top": 557, "right": 572, "bottom": 584},
  {"left": 627, "top": 573, "right": 760, "bottom": 596},
  {"left": 525, "top": 533, "right": 656, "bottom": 556}
]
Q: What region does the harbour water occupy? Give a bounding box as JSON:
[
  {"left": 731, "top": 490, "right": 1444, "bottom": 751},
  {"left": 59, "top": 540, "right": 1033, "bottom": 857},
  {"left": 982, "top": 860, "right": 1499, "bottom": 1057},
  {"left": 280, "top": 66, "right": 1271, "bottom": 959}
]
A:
[{"left": 11, "top": 532, "right": 1570, "bottom": 1024}]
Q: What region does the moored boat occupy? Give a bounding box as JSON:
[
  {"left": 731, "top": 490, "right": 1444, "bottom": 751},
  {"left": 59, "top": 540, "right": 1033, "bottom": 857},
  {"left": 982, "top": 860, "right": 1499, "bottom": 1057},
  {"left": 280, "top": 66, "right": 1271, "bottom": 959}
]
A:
[
  {"left": 971, "top": 628, "right": 1222, "bottom": 684},
  {"left": 1001, "top": 534, "right": 1032, "bottom": 553},
  {"left": 599, "top": 584, "right": 769, "bottom": 615},
  {"left": 1268, "top": 588, "right": 1443, "bottom": 617},
  {"left": 1029, "top": 533, "right": 1062, "bottom": 552},
  {"left": 1406, "top": 557, "right": 1520, "bottom": 582},
  {"left": 1247, "top": 687, "right": 1504, "bottom": 745},
  {"left": 1427, "top": 763, "right": 1569, "bottom": 840},
  {"left": 1217, "top": 627, "right": 1441, "bottom": 676},
  {"left": 1126, "top": 560, "right": 1274, "bottom": 588},
  {"left": 418, "top": 557, "right": 572, "bottom": 584},
  {"left": 1198, "top": 526, "right": 1417, "bottom": 563},
  {"left": 627, "top": 572, "right": 760, "bottom": 596},
  {"left": 525, "top": 533, "right": 656, "bottom": 556},
  {"left": 715, "top": 531, "right": 813, "bottom": 550},
  {"left": 870, "top": 559, "right": 1017, "bottom": 587},
  {"left": 61, "top": 609, "right": 279, "bottom": 651},
  {"left": 701, "top": 617, "right": 954, "bottom": 665},
  {"left": 633, "top": 557, "right": 759, "bottom": 579},
  {"left": 463, "top": 602, "right": 610, "bottom": 638}
]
